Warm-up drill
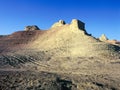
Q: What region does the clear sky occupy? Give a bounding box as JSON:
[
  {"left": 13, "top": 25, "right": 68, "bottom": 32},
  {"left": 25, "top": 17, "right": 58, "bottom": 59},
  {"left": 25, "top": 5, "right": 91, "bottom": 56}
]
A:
[{"left": 0, "top": 0, "right": 120, "bottom": 40}]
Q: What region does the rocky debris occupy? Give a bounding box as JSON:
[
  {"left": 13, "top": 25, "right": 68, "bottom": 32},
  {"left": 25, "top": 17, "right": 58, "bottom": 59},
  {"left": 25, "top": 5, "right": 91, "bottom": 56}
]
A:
[
  {"left": 25, "top": 25, "right": 40, "bottom": 31},
  {"left": 99, "top": 34, "right": 108, "bottom": 41},
  {"left": 51, "top": 20, "right": 66, "bottom": 28}
]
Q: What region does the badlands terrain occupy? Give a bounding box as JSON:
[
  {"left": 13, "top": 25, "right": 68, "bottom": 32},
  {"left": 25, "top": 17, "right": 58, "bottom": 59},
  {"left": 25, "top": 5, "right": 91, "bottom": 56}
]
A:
[{"left": 0, "top": 19, "right": 120, "bottom": 90}]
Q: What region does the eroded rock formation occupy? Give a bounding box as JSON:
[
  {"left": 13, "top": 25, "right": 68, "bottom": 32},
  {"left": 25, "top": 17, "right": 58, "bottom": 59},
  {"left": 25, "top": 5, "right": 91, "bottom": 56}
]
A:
[
  {"left": 25, "top": 25, "right": 40, "bottom": 31},
  {"left": 51, "top": 20, "right": 66, "bottom": 28},
  {"left": 99, "top": 34, "right": 108, "bottom": 41},
  {"left": 0, "top": 19, "right": 120, "bottom": 58},
  {"left": 70, "top": 19, "right": 85, "bottom": 30}
]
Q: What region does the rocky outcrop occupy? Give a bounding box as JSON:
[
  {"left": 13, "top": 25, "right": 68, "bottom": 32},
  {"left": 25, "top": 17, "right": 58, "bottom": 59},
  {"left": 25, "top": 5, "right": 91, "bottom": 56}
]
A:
[
  {"left": 99, "top": 34, "right": 108, "bottom": 41},
  {"left": 52, "top": 19, "right": 85, "bottom": 31},
  {"left": 70, "top": 19, "right": 85, "bottom": 31},
  {"left": 99, "top": 34, "right": 120, "bottom": 46},
  {"left": 30, "top": 19, "right": 120, "bottom": 58},
  {"left": 51, "top": 20, "right": 66, "bottom": 28},
  {"left": 51, "top": 19, "right": 89, "bottom": 35},
  {"left": 70, "top": 19, "right": 89, "bottom": 35},
  {"left": 25, "top": 25, "right": 40, "bottom": 31}
]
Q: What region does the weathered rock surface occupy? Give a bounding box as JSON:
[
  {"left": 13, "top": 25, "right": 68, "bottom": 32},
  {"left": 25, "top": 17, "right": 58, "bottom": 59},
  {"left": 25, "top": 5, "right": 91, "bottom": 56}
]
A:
[
  {"left": 51, "top": 20, "right": 66, "bottom": 28},
  {"left": 99, "top": 34, "right": 120, "bottom": 46},
  {"left": 99, "top": 34, "right": 108, "bottom": 41},
  {"left": 70, "top": 19, "right": 85, "bottom": 30},
  {"left": 25, "top": 25, "right": 40, "bottom": 31}
]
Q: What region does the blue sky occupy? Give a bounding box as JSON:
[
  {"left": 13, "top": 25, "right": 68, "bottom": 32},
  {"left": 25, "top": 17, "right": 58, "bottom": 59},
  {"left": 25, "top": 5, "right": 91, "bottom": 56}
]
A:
[{"left": 0, "top": 0, "right": 120, "bottom": 39}]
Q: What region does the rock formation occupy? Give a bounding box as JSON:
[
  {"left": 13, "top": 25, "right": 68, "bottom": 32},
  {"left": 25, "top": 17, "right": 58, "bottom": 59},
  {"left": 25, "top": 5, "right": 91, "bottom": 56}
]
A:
[
  {"left": 51, "top": 20, "right": 66, "bottom": 28},
  {"left": 0, "top": 19, "right": 120, "bottom": 58},
  {"left": 70, "top": 19, "right": 85, "bottom": 30},
  {"left": 25, "top": 25, "right": 40, "bottom": 31},
  {"left": 30, "top": 19, "right": 119, "bottom": 58},
  {"left": 99, "top": 34, "right": 120, "bottom": 46},
  {"left": 99, "top": 34, "right": 108, "bottom": 41}
]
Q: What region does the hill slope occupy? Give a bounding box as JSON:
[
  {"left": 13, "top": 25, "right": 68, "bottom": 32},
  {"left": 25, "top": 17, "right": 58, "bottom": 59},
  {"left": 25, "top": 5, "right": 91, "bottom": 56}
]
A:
[{"left": 0, "top": 19, "right": 120, "bottom": 90}]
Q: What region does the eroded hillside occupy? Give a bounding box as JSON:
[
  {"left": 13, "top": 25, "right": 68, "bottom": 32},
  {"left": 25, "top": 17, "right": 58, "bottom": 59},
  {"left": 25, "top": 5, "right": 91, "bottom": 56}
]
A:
[{"left": 0, "top": 19, "right": 120, "bottom": 90}]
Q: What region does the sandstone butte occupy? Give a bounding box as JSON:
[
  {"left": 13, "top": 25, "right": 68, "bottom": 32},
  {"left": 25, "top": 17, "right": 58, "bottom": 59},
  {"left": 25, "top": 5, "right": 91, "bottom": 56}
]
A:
[{"left": 0, "top": 19, "right": 120, "bottom": 59}]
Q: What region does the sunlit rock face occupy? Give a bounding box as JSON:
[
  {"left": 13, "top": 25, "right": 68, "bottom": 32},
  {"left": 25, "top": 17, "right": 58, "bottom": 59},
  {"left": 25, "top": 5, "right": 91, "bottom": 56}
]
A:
[
  {"left": 70, "top": 19, "right": 85, "bottom": 30},
  {"left": 25, "top": 25, "right": 40, "bottom": 31},
  {"left": 51, "top": 20, "right": 66, "bottom": 28},
  {"left": 69, "top": 19, "right": 89, "bottom": 35},
  {"left": 99, "top": 34, "right": 108, "bottom": 41},
  {"left": 52, "top": 19, "right": 85, "bottom": 31},
  {"left": 99, "top": 34, "right": 120, "bottom": 46}
]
